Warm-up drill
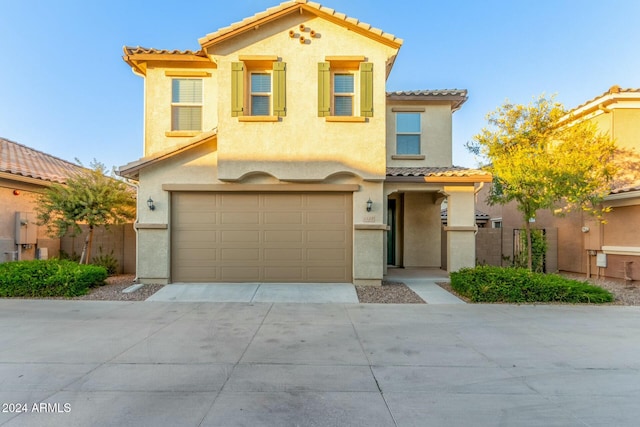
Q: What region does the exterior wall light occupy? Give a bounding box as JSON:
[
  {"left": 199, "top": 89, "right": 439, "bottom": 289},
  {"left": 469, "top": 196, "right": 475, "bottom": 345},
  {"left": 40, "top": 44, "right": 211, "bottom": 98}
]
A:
[
  {"left": 147, "top": 197, "right": 155, "bottom": 211},
  {"left": 366, "top": 198, "right": 373, "bottom": 212}
]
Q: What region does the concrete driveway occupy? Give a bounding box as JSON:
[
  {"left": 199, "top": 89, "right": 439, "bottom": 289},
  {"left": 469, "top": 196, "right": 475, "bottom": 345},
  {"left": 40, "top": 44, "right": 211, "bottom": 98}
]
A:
[
  {"left": 0, "top": 300, "right": 639, "bottom": 426},
  {"left": 146, "top": 268, "right": 463, "bottom": 304}
]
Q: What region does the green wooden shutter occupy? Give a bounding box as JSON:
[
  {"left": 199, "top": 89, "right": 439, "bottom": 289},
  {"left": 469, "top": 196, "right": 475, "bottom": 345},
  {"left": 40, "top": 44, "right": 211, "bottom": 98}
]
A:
[
  {"left": 272, "top": 62, "right": 286, "bottom": 117},
  {"left": 318, "top": 62, "right": 330, "bottom": 117},
  {"left": 360, "top": 62, "right": 373, "bottom": 117},
  {"left": 231, "top": 62, "right": 244, "bottom": 117}
]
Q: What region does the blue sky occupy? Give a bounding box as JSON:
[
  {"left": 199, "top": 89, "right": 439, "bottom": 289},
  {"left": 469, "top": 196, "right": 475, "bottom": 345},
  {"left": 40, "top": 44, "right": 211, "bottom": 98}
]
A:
[{"left": 1, "top": 0, "right": 638, "bottom": 171}]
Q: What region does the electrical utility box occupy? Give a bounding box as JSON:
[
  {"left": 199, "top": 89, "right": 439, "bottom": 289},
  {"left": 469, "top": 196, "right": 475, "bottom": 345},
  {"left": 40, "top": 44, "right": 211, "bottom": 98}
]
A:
[
  {"left": 596, "top": 253, "right": 607, "bottom": 268},
  {"left": 15, "top": 212, "right": 38, "bottom": 245}
]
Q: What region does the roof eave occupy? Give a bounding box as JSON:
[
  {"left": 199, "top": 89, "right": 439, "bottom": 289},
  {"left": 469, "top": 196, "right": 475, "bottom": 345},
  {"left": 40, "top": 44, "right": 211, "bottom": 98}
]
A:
[
  {"left": 385, "top": 175, "right": 492, "bottom": 184},
  {"left": 117, "top": 130, "right": 218, "bottom": 180},
  {"left": 198, "top": 2, "right": 403, "bottom": 51}
]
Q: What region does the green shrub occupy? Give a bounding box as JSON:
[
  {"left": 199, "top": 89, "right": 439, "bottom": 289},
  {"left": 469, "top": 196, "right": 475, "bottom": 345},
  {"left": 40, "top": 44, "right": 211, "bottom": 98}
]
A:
[
  {"left": 92, "top": 247, "right": 119, "bottom": 276},
  {"left": 0, "top": 259, "right": 107, "bottom": 298},
  {"left": 450, "top": 265, "right": 613, "bottom": 304}
]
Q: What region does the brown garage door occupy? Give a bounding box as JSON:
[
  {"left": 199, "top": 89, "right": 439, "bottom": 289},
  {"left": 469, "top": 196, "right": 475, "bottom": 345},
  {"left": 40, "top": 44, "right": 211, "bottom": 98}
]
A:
[{"left": 171, "top": 192, "right": 352, "bottom": 282}]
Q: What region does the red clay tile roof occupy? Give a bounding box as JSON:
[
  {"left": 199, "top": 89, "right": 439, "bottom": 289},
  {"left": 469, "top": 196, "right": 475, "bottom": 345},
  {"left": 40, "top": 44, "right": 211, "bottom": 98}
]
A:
[
  {"left": 567, "top": 86, "right": 640, "bottom": 115},
  {"left": 198, "top": 0, "right": 403, "bottom": 49},
  {"left": 386, "top": 166, "right": 490, "bottom": 178},
  {"left": 610, "top": 183, "right": 640, "bottom": 195},
  {"left": 122, "top": 46, "right": 207, "bottom": 57},
  {"left": 0, "top": 137, "right": 83, "bottom": 184}
]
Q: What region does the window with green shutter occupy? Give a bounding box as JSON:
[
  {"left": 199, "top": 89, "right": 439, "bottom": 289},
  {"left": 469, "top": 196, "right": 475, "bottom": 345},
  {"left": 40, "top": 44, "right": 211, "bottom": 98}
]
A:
[
  {"left": 318, "top": 60, "right": 373, "bottom": 119},
  {"left": 232, "top": 60, "right": 286, "bottom": 118}
]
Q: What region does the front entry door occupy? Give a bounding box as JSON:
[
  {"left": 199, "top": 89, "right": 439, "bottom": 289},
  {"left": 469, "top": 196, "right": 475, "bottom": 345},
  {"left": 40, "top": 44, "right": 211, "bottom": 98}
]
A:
[{"left": 387, "top": 199, "right": 396, "bottom": 265}]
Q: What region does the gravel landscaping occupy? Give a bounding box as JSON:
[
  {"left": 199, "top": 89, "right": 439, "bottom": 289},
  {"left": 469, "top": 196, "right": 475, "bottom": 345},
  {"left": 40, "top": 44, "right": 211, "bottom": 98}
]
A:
[{"left": 19, "top": 271, "right": 640, "bottom": 305}]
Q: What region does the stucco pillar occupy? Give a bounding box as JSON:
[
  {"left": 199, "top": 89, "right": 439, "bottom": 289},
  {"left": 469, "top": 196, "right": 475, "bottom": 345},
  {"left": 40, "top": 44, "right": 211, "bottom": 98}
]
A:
[
  {"left": 444, "top": 186, "right": 476, "bottom": 272},
  {"left": 353, "top": 182, "right": 385, "bottom": 286}
]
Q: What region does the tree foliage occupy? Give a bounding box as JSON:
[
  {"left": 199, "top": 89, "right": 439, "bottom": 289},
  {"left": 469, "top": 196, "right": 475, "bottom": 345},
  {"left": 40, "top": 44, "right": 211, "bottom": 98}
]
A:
[
  {"left": 36, "top": 161, "right": 136, "bottom": 263},
  {"left": 467, "top": 94, "right": 616, "bottom": 269}
]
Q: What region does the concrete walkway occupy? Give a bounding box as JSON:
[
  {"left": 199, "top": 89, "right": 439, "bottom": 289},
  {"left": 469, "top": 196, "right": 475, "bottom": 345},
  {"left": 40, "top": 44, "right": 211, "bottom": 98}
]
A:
[
  {"left": 1, "top": 300, "right": 639, "bottom": 426},
  {"left": 147, "top": 268, "right": 463, "bottom": 304}
]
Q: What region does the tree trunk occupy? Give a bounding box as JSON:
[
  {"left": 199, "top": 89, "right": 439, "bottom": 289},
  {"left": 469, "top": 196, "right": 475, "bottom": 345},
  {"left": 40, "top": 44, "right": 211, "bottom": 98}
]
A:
[
  {"left": 525, "top": 220, "right": 533, "bottom": 271},
  {"left": 79, "top": 233, "right": 89, "bottom": 264},
  {"left": 79, "top": 227, "right": 95, "bottom": 265},
  {"left": 85, "top": 226, "right": 94, "bottom": 265}
]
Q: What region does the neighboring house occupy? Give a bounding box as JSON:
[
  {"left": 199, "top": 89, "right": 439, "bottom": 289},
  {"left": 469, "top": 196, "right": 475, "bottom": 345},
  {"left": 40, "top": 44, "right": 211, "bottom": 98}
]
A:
[
  {"left": 0, "top": 137, "right": 136, "bottom": 272},
  {"left": 118, "top": 0, "right": 490, "bottom": 285},
  {"left": 476, "top": 86, "right": 640, "bottom": 280},
  {"left": 0, "top": 137, "right": 82, "bottom": 262}
]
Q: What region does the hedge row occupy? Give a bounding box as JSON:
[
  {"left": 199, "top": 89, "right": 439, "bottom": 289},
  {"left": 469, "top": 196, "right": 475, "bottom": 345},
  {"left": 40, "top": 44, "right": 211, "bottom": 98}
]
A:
[
  {"left": 450, "top": 265, "right": 613, "bottom": 304},
  {"left": 0, "top": 260, "right": 107, "bottom": 298}
]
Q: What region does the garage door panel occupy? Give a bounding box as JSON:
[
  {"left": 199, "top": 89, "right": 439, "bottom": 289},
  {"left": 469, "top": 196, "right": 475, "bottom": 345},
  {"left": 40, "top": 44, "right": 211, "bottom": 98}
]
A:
[
  {"left": 307, "top": 212, "right": 347, "bottom": 225},
  {"left": 264, "top": 248, "right": 303, "bottom": 261},
  {"left": 221, "top": 248, "right": 260, "bottom": 261},
  {"left": 220, "top": 193, "right": 259, "bottom": 208},
  {"left": 264, "top": 230, "right": 303, "bottom": 243},
  {"left": 264, "top": 194, "right": 304, "bottom": 209},
  {"left": 305, "top": 194, "right": 347, "bottom": 209},
  {"left": 221, "top": 267, "right": 261, "bottom": 281},
  {"left": 307, "top": 230, "right": 347, "bottom": 243},
  {"left": 221, "top": 230, "right": 260, "bottom": 243},
  {"left": 264, "top": 267, "right": 304, "bottom": 281},
  {"left": 263, "top": 212, "right": 303, "bottom": 224},
  {"left": 307, "top": 248, "right": 347, "bottom": 261},
  {"left": 176, "top": 230, "right": 217, "bottom": 243},
  {"left": 221, "top": 212, "right": 260, "bottom": 224},
  {"left": 172, "top": 192, "right": 352, "bottom": 282},
  {"left": 306, "top": 267, "right": 348, "bottom": 282}
]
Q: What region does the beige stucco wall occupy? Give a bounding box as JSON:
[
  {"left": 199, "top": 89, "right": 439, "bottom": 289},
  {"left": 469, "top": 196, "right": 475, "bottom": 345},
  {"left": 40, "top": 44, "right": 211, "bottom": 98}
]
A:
[
  {"left": 444, "top": 185, "right": 476, "bottom": 271},
  {"left": 385, "top": 102, "right": 453, "bottom": 168},
  {"left": 210, "top": 12, "right": 396, "bottom": 181},
  {"left": 143, "top": 64, "right": 218, "bottom": 157},
  {"left": 134, "top": 139, "right": 386, "bottom": 284},
  {"left": 402, "top": 192, "right": 441, "bottom": 267}
]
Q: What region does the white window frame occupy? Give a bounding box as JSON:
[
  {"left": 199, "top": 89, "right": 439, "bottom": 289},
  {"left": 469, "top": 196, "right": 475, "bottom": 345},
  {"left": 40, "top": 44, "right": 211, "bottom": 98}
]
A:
[
  {"left": 332, "top": 70, "right": 357, "bottom": 117},
  {"left": 249, "top": 71, "right": 272, "bottom": 116},
  {"left": 171, "top": 78, "right": 203, "bottom": 131},
  {"left": 396, "top": 112, "right": 421, "bottom": 155},
  {"left": 491, "top": 218, "right": 503, "bottom": 229}
]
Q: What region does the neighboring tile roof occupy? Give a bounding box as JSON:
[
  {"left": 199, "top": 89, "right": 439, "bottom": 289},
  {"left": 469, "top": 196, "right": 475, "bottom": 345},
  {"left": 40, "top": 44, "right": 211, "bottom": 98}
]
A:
[
  {"left": 122, "top": 46, "right": 207, "bottom": 57},
  {"left": 386, "top": 90, "right": 468, "bottom": 111},
  {"left": 0, "top": 137, "right": 83, "bottom": 185},
  {"left": 441, "top": 208, "right": 490, "bottom": 221},
  {"left": 198, "top": 0, "right": 403, "bottom": 48},
  {"left": 387, "top": 89, "right": 468, "bottom": 97},
  {"left": 386, "top": 166, "right": 491, "bottom": 178},
  {"left": 610, "top": 183, "right": 640, "bottom": 195},
  {"left": 567, "top": 86, "right": 640, "bottom": 115}
]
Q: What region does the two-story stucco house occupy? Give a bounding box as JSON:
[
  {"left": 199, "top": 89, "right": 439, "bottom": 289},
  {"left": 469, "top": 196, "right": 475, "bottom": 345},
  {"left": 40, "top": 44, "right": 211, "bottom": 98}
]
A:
[{"left": 118, "top": 0, "right": 490, "bottom": 285}]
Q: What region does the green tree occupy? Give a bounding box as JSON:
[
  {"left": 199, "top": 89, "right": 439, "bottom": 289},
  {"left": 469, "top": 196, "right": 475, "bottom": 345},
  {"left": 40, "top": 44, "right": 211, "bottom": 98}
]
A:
[
  {"left": 36, "top": 161, "right": 136, "bottom": 264},
  {"left": 468, "top": 95, "right": 616, "bottom": 270}
]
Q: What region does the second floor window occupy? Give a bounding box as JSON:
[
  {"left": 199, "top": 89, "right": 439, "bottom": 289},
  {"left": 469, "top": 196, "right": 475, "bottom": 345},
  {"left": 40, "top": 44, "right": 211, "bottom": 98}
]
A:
[
  {"left": 171, "top": 79, "right": 202, "bottom": 131},
  {"left": 250, "top": 72, "right": 271, "bottom": 116},
  {"left": 396, "top": 112, "right": 421, "bottom": 154},
  {"left": 333, "top": 73, "right": 355, "bottom": 116}
]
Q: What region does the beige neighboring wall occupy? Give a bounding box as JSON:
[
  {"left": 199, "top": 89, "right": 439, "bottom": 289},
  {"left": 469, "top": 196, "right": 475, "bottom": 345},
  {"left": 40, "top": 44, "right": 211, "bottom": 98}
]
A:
[{"left": 0, "top": 184, "right": 60, "bottom": 262}]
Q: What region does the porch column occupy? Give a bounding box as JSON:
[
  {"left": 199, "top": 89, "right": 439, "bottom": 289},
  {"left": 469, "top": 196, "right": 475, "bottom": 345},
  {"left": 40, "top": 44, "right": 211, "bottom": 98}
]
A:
[{"left": 444, "top": 185, "right": 476, "bottom": 272}]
